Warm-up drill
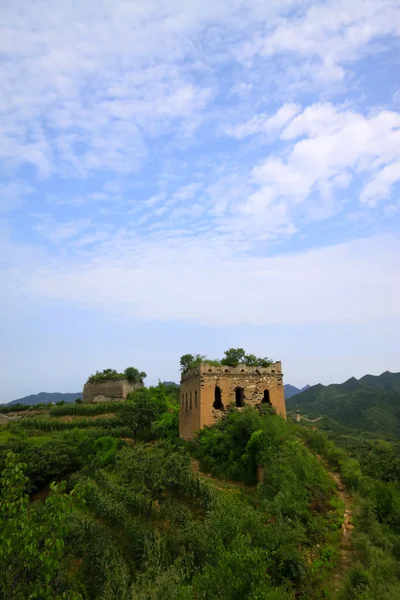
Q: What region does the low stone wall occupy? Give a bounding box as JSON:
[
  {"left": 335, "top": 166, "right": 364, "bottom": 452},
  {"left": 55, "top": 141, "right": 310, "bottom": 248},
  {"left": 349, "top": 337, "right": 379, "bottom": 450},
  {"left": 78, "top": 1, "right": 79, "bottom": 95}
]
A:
[{"left": 82, "top": 379, "right": 143, "bottom": 403}]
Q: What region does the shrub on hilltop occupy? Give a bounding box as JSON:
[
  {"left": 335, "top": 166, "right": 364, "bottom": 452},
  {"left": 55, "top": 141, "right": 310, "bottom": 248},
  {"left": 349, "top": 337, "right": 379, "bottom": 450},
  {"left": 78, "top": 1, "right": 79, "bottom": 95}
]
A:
[{"left": 86, "top": 366, "right": 147, "bottom": 384}]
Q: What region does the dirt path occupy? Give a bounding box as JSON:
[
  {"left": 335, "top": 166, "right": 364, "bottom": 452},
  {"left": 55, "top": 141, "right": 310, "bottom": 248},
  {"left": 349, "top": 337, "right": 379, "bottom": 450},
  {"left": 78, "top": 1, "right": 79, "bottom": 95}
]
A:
[{"left": 324, "top": 464, "right": 354, "bottom": 594}]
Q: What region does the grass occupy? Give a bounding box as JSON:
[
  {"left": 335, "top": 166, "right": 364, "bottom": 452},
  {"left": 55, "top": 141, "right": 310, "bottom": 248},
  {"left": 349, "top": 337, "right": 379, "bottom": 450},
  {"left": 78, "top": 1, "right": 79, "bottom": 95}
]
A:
[{"left": 0, "top": 429, "right": 13, "bottom": 445}]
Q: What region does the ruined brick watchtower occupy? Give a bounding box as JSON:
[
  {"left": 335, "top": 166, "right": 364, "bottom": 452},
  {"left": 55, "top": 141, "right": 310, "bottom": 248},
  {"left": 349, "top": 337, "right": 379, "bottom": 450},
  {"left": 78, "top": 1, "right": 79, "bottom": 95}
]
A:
[{"left": 179, "top": 361, "right": 286, "bottom": 439}]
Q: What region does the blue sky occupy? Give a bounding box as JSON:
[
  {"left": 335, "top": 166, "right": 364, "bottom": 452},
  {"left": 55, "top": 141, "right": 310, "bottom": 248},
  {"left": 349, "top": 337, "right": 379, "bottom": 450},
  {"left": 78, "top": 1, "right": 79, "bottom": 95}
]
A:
[{"left": 1, "top": 0, "right": 399, "bottom": 402}]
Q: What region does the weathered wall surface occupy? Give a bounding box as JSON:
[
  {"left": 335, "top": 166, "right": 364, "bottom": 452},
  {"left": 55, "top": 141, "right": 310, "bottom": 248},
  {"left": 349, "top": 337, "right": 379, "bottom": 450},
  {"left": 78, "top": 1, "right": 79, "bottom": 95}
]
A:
[
  {"left": 179, "top": 378, "right": 201, "bottom": 440},
  {"left": 82, "top": 379, "right": 143, "bottom": 403},
  {"left": 179, "top": 362, "right": 286, "bottom": 439}
]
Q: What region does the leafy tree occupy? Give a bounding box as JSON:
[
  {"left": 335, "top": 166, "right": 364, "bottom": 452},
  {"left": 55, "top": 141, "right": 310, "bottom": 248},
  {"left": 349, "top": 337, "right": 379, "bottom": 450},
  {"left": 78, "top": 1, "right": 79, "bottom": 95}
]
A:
[
  {"left": 180, "top": 354, "right": 194, "bottom": 371},
  {"left": 221, "top": 348, "right": 246, "bottom": 367},
  {"left": 0, "top": 451, "right": 82, "bottom": 600},
  {"left": 87, "top": 367, "right": 146, "bottom": 384},
  {"left": 124, "top": 367, "right": 147, "bottom": 383},
  {"left": 92, "top": 436, "right": 119, "bottom": 468},
  {"left": 120, "top": 388, "right": 163, "bottom": 440},
  {"left": 7, "top": 438, "right": 83, "bottom": 493},
  {"left": 117, "top": 444, "right": 190, "bottom": 517},
  {"left": 179, "top": 349, "right": 273, "bottom": 371}
]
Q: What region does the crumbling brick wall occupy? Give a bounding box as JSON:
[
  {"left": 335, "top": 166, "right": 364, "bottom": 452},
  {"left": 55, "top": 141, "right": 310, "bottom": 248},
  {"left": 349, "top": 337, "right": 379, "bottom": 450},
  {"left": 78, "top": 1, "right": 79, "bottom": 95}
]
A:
[
  {"left": 82, "top": 379, "right": 143, "bottom": 403},
  {"left": 179, "top": 362, "right": 286, "bottom": 439}
]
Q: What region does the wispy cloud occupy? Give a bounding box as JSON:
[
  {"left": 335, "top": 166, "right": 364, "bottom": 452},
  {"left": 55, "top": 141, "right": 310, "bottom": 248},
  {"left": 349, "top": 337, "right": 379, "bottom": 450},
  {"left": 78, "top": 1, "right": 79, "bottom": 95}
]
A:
[{"left": 0, "top": 0, "right": 399, "bottom": 330}]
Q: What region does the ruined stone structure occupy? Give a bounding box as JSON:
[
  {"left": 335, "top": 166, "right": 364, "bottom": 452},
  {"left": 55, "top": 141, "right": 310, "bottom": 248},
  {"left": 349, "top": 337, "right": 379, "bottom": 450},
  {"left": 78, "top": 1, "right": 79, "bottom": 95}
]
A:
[
  {"left": 82, "top": 379, "right": 143, "bottom": 403},
  {"left": 179, "top": 362, "right": 286, "bottom": 439}
]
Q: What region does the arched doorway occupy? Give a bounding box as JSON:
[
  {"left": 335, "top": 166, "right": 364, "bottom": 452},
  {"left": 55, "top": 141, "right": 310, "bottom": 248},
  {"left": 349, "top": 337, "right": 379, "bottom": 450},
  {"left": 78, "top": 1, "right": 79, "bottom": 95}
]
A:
[
  {"left": 235, "top": 387, "right": 244, "bottom": 407},
  {"left": 213, "top": 386, "right": 224, "bottom": 410},
  {"left": 262, "top": 389, "right": 271, "bottom": 404}
]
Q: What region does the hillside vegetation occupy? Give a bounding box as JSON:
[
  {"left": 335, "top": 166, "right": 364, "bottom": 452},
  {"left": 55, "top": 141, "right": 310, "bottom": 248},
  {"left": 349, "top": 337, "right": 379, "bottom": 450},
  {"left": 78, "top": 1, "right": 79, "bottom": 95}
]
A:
[
  {"left": 1, "top": 375, "right": 400, "bottom": 599},
  {"left": 287, "top": 371, "right": 400, "bottom": 439}
]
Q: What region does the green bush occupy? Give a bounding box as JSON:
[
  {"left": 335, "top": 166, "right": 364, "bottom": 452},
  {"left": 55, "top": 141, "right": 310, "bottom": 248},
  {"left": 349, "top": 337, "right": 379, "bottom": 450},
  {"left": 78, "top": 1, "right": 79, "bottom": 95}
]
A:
[
  {"left": 0, "top": 451, "right": 83, "bottom": 600},
  {"left": 87, "top": 366, "right": 146, "bottom": 384},
  {"left": 50, "top": 401, "right": 127, "bottom": 417},
  {"left": 179, "top": 348, "right": 273, "bottom": 372}
]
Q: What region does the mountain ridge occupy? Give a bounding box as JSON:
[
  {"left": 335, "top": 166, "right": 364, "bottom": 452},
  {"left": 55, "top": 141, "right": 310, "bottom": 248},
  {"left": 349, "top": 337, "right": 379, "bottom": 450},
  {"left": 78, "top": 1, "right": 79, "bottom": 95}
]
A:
[
  {"left": 3, "top": 391, "right": 82, "bottom": 406},
  {"left": 287, "top": 370, "right": 400, "bottom": 439},
  {"left": 284, "top": 384, "right": 310, "bottom": 399}
]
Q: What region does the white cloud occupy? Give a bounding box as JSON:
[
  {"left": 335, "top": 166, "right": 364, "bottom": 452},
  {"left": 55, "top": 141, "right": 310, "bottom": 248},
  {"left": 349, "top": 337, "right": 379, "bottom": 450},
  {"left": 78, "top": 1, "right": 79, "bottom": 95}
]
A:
[
  {"left": 227, "top": 103, "right": 301, "bottom": 139},
  {"left": 1, "top": 0, "right": 400, "bottom": 331},
  {"left": 1, "top": 0, "right": 399, "bottom": 179},
  {"left": 235, "top": 104, "right": 400, "bottom": 223},
  {"left": 5, "top": 232, "right": 399, "bottom": 325},
  {"left": 260, "top": 0, "right": 400, "bottom": 79},
  {"left": 361, "top": 161, "right": 400, "bottom": 205}
]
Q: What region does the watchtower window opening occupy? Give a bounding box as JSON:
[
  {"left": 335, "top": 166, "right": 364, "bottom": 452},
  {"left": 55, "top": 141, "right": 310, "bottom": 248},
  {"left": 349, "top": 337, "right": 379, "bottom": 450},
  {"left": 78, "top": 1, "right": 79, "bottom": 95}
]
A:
[
  {"left": 189, "top": 392, "right": 192, "bottom": 410},
  {"left": 213, "top": 386, "right": 223, "bottom": 410},
  {"left": 235, "top": 387, "right": 244, "bottom": 407},
  {"left": 185, "top": 393, "right": 188, "bottom": 412},
  {"left": 195, "top": 390, "right": 198, "bottom": 408},
  {"left": 262, "top": 389, "right": 271, "bottom": 405}
]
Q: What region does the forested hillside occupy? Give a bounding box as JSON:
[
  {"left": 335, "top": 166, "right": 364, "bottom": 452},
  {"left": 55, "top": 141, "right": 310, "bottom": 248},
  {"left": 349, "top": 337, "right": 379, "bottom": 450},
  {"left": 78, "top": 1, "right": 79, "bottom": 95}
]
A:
[
  {"left": 1, "top": 378, "right": 400, "bottom": 599},
  {"left": 287, "top": 371, "right": 400, "bottom": 439}
]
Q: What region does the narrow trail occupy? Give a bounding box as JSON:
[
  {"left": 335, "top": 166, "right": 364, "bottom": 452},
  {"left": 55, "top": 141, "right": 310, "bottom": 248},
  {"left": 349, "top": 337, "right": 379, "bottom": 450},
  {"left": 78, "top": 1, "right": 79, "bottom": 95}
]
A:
[
  {"left": 191, "top": 456, "right": 354, "bottom": 594},
  {"left": 317, "top": 457, "right": 354, "bottom": 594}
]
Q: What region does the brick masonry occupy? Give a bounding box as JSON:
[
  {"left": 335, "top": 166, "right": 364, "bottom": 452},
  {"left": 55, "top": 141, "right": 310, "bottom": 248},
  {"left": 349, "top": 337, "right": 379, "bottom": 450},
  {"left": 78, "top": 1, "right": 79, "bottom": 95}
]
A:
[
  {"left": 179, "top": 362, "right": 286, "bottom": 439},
  {"left": 82, "top": 379, "right": 143, "bottom": 403}
]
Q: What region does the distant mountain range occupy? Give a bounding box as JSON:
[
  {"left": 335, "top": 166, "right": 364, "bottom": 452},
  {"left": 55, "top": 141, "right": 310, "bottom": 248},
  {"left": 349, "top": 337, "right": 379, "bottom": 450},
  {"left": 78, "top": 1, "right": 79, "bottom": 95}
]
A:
[
  {"left": 284, "top": 384, "right": 310, "bottom": 399},
  {"left": 287, "top": 371, "right": 400, "bottom": 439},
  {"left": 5, "top": 392, "right": 82, "bottom": 406}
]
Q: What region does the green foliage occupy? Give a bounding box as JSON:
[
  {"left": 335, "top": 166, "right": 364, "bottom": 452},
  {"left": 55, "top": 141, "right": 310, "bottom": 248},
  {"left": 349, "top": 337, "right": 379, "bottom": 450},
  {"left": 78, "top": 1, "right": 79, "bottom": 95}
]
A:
[
  {"left": 87, "top": 366, "right": 146, "bottom": 383},
  {"left": 180, "top": 349, "right": 273, "bottom": 372},
  {"left": 220, "top": 348, "right": 272, "bottom": 368},
  {"left": 196, "top": 407, "right": 265, "bottom": 483},
  {"left": 288, "top": 371, "right": 400, "bottom": 440},
  {"left": 0, "top": 451, "right": 83, "bottom": 600},
  {"left": 117, "top": 444, "right": 192, "bottom": 517},
  {"left": 11, "top": 415, "right": 123, "bottom": 432},
  {"left": 120, "top": 388, "right": 164, "bottom": 440},
  {"left": 220, "top": 347, "right": 246, "bottom": 366},
  {"left": 152, "top": 404, "right": 180, "bottom": 440},
  {"left": 92, "top": 436, "right": 119, "bottom": 468},
  {"left": 179, "top": 353, "right": 206, "bottom": 371},
  {"left": 2, "top": 437, "right": 82, "bottom": 493},
  {"left": 0, "top": 402, "right": 33, "bottom": 414},
  {"left": 300, "top": 427, "right": 363, "bottom": 490},
  {"left": 50, "top": 401, "right": 127, "bottom": 417},
  {"left": 6, "top": 371, "right": 400, "bottom": 600},
  {"left": 124, "top": 366, "right": 147, "bottom": 383}
]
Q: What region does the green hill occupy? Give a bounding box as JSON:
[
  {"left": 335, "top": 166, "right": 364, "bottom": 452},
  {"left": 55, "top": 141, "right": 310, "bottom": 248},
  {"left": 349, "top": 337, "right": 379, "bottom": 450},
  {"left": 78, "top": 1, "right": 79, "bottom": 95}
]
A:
[
  {"left": 2, "top": 378, "right": 400, "bottom": 599},
  {"left": 287, "top": 371, "right": 400, "bottom": 439},
  {"left": 284, "top": 384, "right": 310, "bottom": 398},
  {"left": 4, "top": 391, "right": 82, "bottom": 407}
]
